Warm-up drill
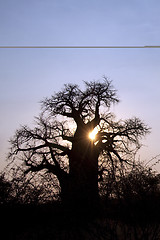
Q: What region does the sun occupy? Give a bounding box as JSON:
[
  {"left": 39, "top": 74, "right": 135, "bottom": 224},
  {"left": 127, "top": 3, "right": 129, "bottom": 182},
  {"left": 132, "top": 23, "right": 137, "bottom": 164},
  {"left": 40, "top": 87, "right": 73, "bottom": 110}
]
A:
[{"left": 89, "top": 127, "right": 99, "bottom": 140}]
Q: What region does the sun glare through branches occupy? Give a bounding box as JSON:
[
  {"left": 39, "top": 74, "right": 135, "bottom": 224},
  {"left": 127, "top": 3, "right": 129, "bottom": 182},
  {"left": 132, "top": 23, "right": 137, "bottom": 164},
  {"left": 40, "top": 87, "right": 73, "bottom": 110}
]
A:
[{"left": 89, "top": 126, "right": 99, "bottom": 140}]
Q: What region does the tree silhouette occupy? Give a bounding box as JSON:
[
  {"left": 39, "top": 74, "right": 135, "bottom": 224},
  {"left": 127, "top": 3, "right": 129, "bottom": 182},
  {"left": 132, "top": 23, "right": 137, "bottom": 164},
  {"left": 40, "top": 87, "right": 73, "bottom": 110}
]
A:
[{"left": 8, "top": 77, "right": 150, "bottom": 207}]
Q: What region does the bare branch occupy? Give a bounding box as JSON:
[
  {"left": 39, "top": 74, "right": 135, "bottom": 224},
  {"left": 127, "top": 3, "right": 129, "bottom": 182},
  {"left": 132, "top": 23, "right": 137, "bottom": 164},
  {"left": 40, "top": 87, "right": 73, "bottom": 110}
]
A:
[
  {"left": 17, "top": 144, "right": 47, "bottom": 153},
  {"left": 45, "top": 141, "right": 71, "bottom": 156}
]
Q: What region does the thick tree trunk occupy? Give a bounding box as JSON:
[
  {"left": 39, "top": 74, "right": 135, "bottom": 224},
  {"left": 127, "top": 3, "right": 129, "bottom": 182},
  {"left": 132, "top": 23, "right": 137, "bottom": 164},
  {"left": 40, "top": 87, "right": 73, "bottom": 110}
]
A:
[{"left": 68, "top": 127, "right": 99, "bottom": 207}]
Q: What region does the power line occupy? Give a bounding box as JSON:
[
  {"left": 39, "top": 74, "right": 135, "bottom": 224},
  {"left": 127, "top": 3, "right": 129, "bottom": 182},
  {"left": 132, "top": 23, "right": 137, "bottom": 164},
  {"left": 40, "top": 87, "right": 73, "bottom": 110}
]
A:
[{"left": 0, "top": 45, "right": 160, "bottom": 49}]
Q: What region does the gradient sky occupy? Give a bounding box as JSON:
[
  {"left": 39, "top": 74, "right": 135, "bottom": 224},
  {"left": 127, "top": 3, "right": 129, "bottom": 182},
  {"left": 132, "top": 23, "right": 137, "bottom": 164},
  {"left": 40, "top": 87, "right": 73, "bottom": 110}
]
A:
[{"left": 0, "top": 0, "right": 160, "bottom": 171}]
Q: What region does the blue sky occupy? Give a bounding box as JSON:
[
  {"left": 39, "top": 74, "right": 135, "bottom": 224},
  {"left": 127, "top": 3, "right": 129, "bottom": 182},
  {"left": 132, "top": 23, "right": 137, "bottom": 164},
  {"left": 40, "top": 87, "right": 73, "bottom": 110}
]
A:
[
  {"left": 0, "top": 0, "right": 160, "bottom": 170},
  {"left": 1, "top": 0, "right": 160, "bottom": 45}
]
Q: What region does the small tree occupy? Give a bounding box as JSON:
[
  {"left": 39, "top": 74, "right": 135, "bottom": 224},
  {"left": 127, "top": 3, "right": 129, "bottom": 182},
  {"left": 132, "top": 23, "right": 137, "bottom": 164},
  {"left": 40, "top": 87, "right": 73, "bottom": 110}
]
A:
[
  {"left": 115, "top": 163, "right": 160, "bottom": 201},
  {"left": 8, "top": 77, "right": 150, "bottom": 206},
  {"left": 0, "top": 173, "right": 13, "bottom": 204}
]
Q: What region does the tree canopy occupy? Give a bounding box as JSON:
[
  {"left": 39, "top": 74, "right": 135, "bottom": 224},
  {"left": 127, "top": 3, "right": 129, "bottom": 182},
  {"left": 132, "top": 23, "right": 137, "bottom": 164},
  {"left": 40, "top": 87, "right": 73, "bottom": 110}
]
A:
[{"left": 8, "top": 77, "right": 150, "bottom": 205}]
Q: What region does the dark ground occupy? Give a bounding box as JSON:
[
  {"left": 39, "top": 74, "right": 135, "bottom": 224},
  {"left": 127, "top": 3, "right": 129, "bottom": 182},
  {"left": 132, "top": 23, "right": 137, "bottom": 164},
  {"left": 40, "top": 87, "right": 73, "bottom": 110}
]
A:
[{"left": 1, "top": 200, "right": 160, "bottom": 240}]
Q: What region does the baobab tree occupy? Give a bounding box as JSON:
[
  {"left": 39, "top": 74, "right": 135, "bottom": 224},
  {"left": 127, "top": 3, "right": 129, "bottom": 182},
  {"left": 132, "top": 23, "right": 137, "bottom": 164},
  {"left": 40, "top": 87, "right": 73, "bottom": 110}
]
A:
[{"left": 8, "top": 77, "right": 150, "bottom": 206}]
